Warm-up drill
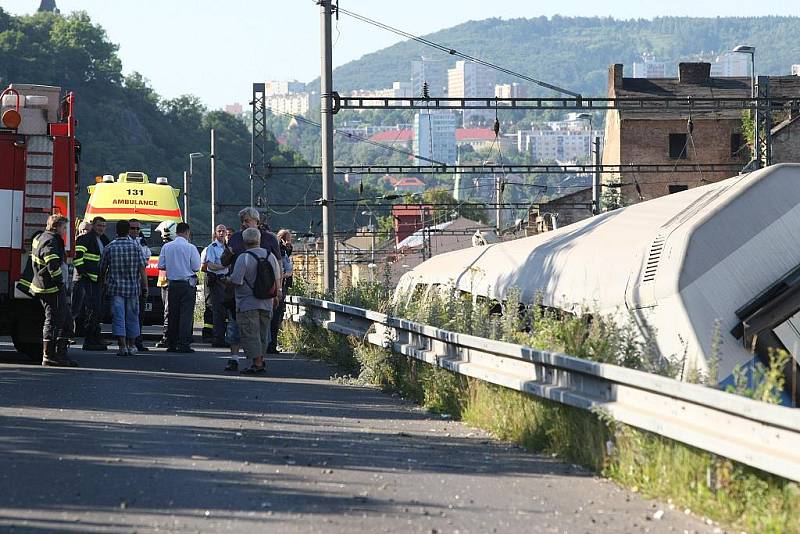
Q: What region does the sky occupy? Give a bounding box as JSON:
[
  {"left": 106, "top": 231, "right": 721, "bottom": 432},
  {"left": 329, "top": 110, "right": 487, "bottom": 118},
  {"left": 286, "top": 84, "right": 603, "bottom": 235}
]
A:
[{"left": 2, "top": 0, "right": 798, "bottom": 109}]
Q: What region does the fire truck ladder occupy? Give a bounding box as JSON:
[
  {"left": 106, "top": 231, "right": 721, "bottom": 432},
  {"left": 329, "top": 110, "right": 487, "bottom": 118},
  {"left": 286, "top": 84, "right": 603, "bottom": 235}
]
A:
[{"left": 22, "top": 135, "right": 54, "bottom": 247}]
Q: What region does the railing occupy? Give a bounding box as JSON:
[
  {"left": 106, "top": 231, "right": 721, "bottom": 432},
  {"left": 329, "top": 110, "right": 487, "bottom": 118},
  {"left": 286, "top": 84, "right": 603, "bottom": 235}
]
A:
[{"left": 286, "top": 295, "right": 800, "bottom": 483}]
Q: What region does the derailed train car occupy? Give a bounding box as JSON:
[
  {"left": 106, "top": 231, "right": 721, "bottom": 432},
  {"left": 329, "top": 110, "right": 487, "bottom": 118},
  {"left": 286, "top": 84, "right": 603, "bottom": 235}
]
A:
[{"left": 396, "top": 164, "right": 800, "bottom": 400}]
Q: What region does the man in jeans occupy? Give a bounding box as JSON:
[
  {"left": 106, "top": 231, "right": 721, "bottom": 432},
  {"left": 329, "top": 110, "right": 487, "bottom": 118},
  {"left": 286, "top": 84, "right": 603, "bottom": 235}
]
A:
[
  {"left": 98, "top": 220, "right": 148, "bottom": 357},
  {"left": 229, "top": 227, "right": 280, "bottom": 374},
  {"left": 158, "top": 222, "right": 201, "bottom": 353}
]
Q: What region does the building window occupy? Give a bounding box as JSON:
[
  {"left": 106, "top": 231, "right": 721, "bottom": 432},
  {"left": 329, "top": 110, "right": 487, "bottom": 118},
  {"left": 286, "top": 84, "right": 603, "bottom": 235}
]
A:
[
  {"left": 668, "top": 134, "right": 688, "bottom": 159},
  {"left": 668, "top": 184, "right": 689, "bottom": 194},
  {"left": 730, "top": 132, "right": 744, "bottom": 157}
]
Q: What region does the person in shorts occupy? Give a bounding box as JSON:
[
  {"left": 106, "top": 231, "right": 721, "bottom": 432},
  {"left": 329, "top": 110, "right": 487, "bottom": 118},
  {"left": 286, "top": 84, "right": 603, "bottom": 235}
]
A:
[{"left": 228, "top": 227, "right": 280, "bottom": 374}]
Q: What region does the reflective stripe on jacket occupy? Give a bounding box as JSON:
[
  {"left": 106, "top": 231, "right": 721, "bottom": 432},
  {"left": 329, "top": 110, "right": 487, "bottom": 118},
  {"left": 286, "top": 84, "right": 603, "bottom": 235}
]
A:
[
  {"left": 74, "top": 231, "right": 108, "bottom": 283},
  {"left": 30, "top": 230, "right": 66, "bottom": 295}
]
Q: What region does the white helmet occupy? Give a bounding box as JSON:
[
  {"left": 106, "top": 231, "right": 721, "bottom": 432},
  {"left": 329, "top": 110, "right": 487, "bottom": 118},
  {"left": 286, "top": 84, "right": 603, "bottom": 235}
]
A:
[{"left": 155, "top": 220, "right": 177, "bottom": 238}]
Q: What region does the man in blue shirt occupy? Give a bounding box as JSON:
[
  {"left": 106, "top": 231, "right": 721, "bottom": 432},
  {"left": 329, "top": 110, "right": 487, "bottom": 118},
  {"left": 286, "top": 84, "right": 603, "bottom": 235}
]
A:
[
  {"left": 158, "top": 222, "right": 201, "bottom": 353},
  {"left": 201, "top": 224, "right": 229, "bottom": 347}
]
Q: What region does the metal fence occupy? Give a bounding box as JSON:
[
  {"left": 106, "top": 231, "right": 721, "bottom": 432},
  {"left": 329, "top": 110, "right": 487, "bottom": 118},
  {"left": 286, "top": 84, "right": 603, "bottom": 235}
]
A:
[{"left": 286, "top": 295, "right": 800, "bottom": 483}]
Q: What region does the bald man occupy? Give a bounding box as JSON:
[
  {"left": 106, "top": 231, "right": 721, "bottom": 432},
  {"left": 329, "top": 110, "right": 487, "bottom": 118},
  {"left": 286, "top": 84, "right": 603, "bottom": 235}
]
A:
[{"left": 201, "top": 224, "right": 230, "bottom": 347}]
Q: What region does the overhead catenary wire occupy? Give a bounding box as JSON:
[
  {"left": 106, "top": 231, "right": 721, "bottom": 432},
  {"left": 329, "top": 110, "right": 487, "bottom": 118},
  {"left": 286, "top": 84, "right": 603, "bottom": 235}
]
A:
[{"left": 332, "top": 4, "right": 580, "bottom": 98}]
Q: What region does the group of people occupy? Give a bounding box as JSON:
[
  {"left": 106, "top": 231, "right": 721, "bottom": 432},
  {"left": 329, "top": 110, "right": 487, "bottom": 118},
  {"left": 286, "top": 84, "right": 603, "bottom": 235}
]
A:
[
  {"left": 24, "top": 207, "right": 293, "bottom": 375},
  {"left": 200, "top": 207, "right": 294, "bottom": 374}
]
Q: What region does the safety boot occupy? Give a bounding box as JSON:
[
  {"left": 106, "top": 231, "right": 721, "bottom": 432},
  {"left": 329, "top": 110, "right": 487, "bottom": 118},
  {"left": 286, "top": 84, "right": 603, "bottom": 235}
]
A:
[
  {"left": 42, "top": 340, "right": 67, "bottom": 367},
  {"left": 56, "top": 338, "right": 79, "bottom": 367}
]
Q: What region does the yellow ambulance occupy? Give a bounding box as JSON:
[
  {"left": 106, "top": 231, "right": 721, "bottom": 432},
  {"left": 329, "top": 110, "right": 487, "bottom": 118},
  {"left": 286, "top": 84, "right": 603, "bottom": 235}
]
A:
[{"left": 84, "top": 171, "right": 182, "bottom": 322}]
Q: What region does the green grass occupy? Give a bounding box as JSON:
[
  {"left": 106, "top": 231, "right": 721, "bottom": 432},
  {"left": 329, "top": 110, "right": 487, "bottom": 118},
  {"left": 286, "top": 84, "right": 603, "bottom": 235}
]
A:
[
  {"left": 281, "top": 321, "right": 800, "bottom": 534},
  {"left": 282, "top": 281, "right": 800, "bottom": 532}
]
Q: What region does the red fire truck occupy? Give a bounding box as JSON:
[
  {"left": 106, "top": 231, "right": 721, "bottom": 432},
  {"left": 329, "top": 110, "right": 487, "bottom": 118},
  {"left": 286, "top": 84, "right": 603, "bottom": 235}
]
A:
[{"left": 0, "top": 83, "right": 78, "bottom": 359}]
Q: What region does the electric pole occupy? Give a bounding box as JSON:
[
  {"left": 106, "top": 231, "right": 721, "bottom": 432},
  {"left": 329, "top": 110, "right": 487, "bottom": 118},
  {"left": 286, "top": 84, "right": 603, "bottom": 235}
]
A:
[
  {"left": 210, "top": 129, "right": 216, "bottom": 239},
  {"left": 320, "top": 0, "right": 336, "bottom": 293},
  {"left": 593, "top": 136, "right": 601, "bottom": 214},
  {"left": 183, "top": 170, "right": 189, "bottom": 224},
  {"left": 495, "top": 176, "right": 503, "bottom": 231}
]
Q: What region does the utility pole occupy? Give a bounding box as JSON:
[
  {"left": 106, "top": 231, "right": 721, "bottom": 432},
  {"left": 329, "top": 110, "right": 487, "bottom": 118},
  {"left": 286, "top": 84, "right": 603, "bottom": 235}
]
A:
[
  {"left": 495, "top": 176, "right": 503, "bottom": 231},
  {"left": 592, "top": 136, "right": 601, "bottom": 214},
  {"left": 210, "top": 128, "right": 216, "bottom": 239},
  {"left": 183, "top": 170, "right": 189, "bottom": 224},
  {"left": 320, "top": 0, "right": 336, "bottom": 293},
  {"left": 754, "top": 79, "right": 761, "bottom": 170},
  {"left": 760, "top": 76, "right": 772, "bottom": 167}
]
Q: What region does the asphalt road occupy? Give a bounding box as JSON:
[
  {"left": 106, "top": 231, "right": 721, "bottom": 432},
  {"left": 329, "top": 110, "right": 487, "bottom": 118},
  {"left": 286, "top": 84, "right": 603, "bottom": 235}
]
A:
[{"left": 0, "top": 339, "right": 715, "bottom": 533}]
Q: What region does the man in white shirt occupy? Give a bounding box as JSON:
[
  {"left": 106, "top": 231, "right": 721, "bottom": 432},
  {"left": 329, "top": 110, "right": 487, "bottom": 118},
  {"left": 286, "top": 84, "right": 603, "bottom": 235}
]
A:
[
  {"left": 201, "top": 224, "right": 229, "bottom": 347},
  {"left": 157, "top": 222, "right": 201, "bottom": 353}
]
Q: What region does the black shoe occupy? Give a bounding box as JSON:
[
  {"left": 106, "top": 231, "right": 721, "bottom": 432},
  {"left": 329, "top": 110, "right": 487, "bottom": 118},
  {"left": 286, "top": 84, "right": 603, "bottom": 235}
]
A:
[
  {"left": 42, "top": 357, "right": 77, "bottom": 367},
  {"left": 211, "top": 341, "right": 230, "bottom": 348},
  {"left": 82, "top": 342, "right": 108, "bottom": 351},
  {"left": 155, "top": 339, "right": 170, "bottom": 349},
  {"left": 135, "top": 343, "right": 149, "bottom": 352},
  {"left": 240, "top": 365, "right": 266, "bottom": 375},
  {"left": 175, "top": 346, "right": 195, "bottom": 354},
  {"left": 224, "top": 359, "right": 239, "bottom": 371}
]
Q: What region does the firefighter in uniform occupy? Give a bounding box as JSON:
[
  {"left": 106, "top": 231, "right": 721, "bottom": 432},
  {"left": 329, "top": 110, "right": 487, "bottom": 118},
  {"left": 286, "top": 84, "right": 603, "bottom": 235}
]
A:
[
  {"left": 73, "top": 216, "right": 109, "bottom": 350},
  {"left": 30, "top": 214, "right": 77, "bottom": 367}
]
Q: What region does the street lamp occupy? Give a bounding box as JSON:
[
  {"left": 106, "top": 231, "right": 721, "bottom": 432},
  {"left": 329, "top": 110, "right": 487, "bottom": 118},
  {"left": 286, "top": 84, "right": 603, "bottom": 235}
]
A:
[
  {"left": 732, "top": 45, "right": 756, "bottom": 97},
  {"left": 185, "top": 152, "right": 204, "bottom": 226},
  {"left": 733, "top": 45, "right": 759, "bottom": 168},
  {"left": 189, "top": 152, "right": 204, "bottom": 177}
]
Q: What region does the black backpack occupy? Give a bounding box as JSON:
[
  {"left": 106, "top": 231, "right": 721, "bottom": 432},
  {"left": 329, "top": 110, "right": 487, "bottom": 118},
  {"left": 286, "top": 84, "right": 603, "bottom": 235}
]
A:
[{"left": 244, "top": 251, "right": 277, "bottom": 299}]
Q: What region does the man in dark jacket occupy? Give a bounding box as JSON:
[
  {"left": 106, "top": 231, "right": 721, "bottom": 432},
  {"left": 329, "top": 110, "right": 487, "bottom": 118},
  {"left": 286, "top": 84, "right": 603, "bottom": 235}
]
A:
[
  {"left": 31, "top": 214, "right": 76, "bottom": 367},
  {"left": 221, "top": 208, "right": 282, "bottom": 370},
  {"left": 225, "top": 208, "right": 282, "bottom": 268},
  {"left": 73, "top": 216, "right": 109, "bottom": 350}
]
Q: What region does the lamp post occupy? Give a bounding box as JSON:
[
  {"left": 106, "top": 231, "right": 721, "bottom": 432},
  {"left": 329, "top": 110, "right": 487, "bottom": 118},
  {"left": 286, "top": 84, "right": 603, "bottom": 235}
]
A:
[
  {"left": 185, "top": 152, "right": 204, "bottom": 226},
  {"left": 733, "top": 45, "right": 758, "bottom": 168}
]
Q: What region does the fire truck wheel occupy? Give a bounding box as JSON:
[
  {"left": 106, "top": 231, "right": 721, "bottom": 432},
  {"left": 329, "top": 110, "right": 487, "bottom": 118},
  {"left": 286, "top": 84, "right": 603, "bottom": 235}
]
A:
[
  {"left": 11, "top": 336, "right": 42, "bottom": 362},
  {"left": 12, "top": 303, "right": 45, "bottom": 362}
]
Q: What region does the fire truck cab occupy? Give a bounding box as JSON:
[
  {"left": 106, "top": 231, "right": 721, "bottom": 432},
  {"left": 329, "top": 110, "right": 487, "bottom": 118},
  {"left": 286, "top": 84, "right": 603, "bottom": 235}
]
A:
[
  {"left": 84, "top": 171, "right": 182, "bottom": 324},
  {"left": 0, "top": 83, "right": 78, "bottom": 358}
]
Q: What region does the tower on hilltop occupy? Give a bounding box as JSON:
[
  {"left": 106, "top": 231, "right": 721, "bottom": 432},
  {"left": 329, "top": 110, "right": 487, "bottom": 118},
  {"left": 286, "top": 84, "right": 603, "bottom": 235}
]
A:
[{"left": 37, "top": 0, "right": 60, "bottom": 13}]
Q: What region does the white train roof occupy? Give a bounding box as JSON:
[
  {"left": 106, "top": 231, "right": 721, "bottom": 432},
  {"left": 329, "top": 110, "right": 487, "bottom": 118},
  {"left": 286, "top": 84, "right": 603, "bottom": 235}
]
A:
[{"left": 397, "top": 164, "right": 800, "bottom": 316}]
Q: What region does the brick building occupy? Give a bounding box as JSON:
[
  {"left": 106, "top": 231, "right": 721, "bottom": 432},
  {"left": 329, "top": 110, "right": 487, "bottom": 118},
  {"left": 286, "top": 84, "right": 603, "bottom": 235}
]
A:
[
  {"left": 772, "top": 115, "right": 800, "bottom": 164},
  {"left": 527, "top": 187, "right": 593, "bottom": 234},
  {"left": 602, "top": 63, "right": 751, "bottom": 204}
]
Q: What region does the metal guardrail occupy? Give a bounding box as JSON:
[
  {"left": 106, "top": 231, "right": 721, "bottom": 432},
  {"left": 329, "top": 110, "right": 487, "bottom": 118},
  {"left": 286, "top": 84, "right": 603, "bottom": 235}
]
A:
[{"left": 286, "top": 295, "right": 800, "bottom": 483}]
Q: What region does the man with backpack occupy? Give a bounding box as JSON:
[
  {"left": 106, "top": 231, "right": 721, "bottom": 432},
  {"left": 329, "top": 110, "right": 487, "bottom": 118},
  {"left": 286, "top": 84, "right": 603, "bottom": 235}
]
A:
[{"left": 228, "top": 227, "right": 280, "bottom": 375}]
